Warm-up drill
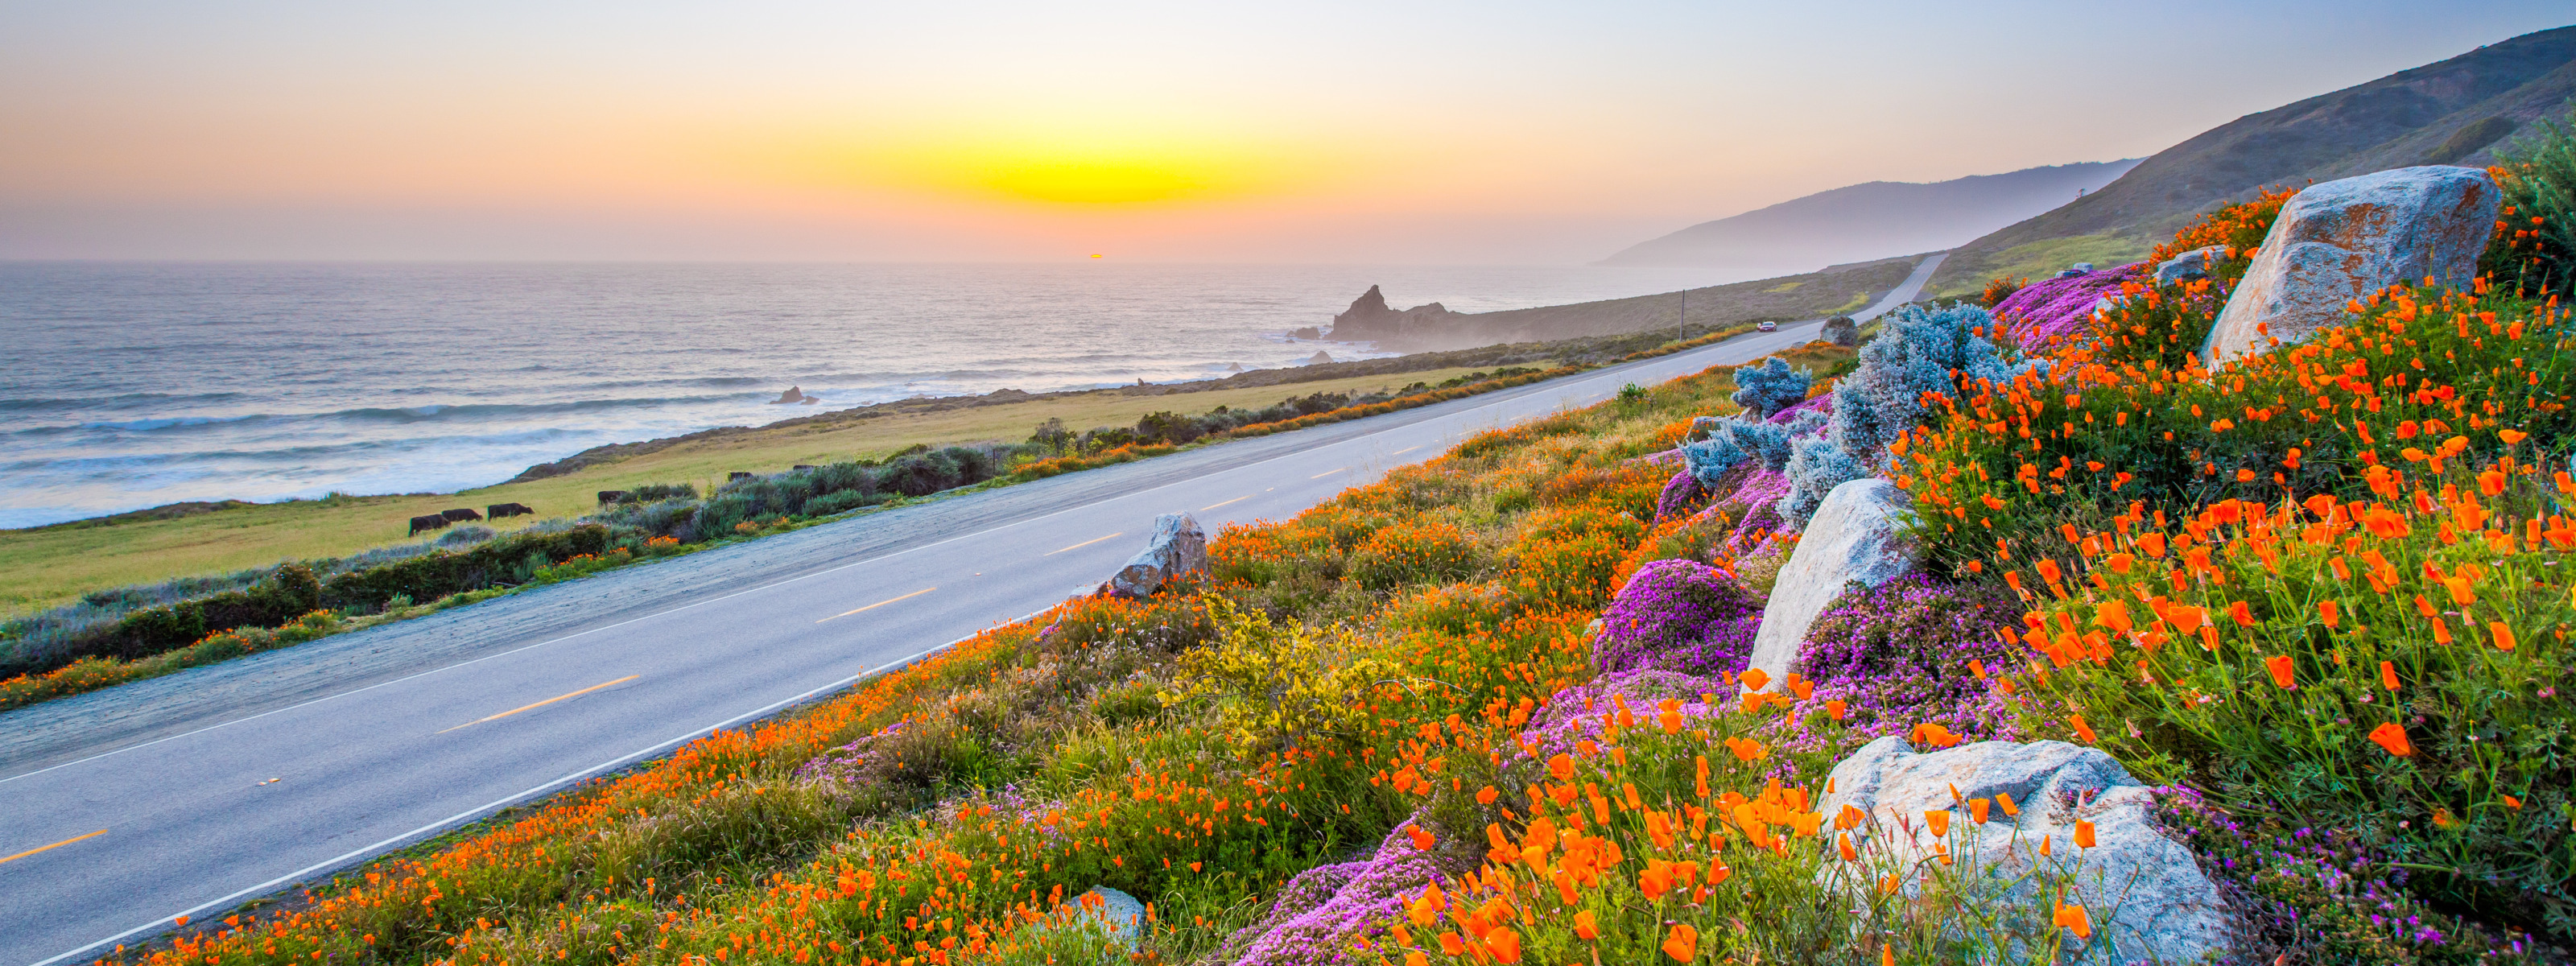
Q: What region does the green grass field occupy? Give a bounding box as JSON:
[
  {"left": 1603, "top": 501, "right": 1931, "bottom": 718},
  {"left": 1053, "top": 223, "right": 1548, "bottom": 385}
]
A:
[
  {"left": 0, "top": 365, "right": 1504, "bottom": 617},
  {"left": 1930, "top": 233, "right": 2157, "bottom": 298}
]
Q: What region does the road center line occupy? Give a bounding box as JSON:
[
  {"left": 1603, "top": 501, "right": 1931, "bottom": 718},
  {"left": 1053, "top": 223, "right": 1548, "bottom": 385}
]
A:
[
  {"left": 1309, "top": 467, "right": 1348, "bottom": 479},
  {"left": 1042, "top": 532, "right": 1123, "bottom": 555},
  {"left": 438, "top": 675, "right": 638, "bottom": 734},
  {"left": 0, "top": 829, "right": 105, "bottom": 865},
  {"left": 1391, "top": 445, "right": 1419, "bottom": 455},
  {"left": 816, "top": 587, "right": 937, "bottom": 622},
  {"left": 1198, "top": 495, "right": 1249, "bottom": 511}
]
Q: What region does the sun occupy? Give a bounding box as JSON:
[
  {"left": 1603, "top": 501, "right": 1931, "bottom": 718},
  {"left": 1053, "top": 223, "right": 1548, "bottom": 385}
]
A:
[{"left": 976, "top": 156, "right": 1211, "bottom": 205}]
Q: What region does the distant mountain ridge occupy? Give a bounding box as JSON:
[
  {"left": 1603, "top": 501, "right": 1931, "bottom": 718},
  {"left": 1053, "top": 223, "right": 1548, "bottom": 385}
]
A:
[
  {"left": 1930, "top": 24, "right": 2576, "bottom": 293},
  {"left": 1598, "top": 159, "right": 2141, "bottom": 270}
]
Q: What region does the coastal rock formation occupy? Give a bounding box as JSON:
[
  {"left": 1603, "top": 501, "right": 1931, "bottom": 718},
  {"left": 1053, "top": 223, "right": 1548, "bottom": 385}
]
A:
[
  {"left": 1819, "top": 315, "right": 1859, "bottom": 345},
  {"left": 1307, "top": 350, "right": 1335, "bottom": 365},
  {"left": 1289, "top": 327, "right": 1322, "bottom": 340},
  {"left": 772, "top": 386, "right": 807, "bottom": 404},
  {"left": 1821, "top": 737, "right": 2232, "bottom": 963},
  {"left": 1108, "top": 513, "right": 1207, "bottom": 598},
  {"left": 1326, "top": 285, "right": 1464, "bottom": 343},
  {"left": 2205, "top": 166, "right": 2499, "bottom": 362},
  {"left": 1744, "top": 477, "right": 1912, "bottom": 691}
]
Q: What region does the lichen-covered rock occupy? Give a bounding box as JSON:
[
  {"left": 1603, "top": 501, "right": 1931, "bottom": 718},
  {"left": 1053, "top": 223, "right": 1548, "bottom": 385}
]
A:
[
  {"left": 1820, "top": 737, "right": 2232, "bottom": 964},
  {"left": 1108, "top": 513, "right": 1207, "bottom": 597},
  {"left": 2205, "top": 166, "right": 2500, "bottom": 363},
  {"left": 1820, "top": 315, "right": 1859, "bottom": 346},
  {"left": 1744, "top": 478, "right": 1912, "bottom": 690}
]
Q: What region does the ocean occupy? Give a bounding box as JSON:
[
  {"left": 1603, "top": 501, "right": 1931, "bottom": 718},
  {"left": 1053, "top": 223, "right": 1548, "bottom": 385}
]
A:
[{"left": 0, "top": 262, "right": 1731, "bottom": 529}]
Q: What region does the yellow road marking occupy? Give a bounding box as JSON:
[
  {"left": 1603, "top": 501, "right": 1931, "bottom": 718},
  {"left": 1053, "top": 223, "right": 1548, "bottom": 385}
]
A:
[
  {"left": 818, "top": 587, "right": 938, "bottom": 622},
  {"left": 1, "top": 829, "right": 105, "bottom": 865},
  {"left": 1310, "top": 467, "right": 1347, "bottom": 479},
  {"left": 1199, "top": 495, "right": 1249, "bottom": 511},
  {"left": 1392, "top": 445, "right": 1419, "bottom": 455},
  {"left": 439, "top": 675, "right": 638, "bottom": 733},
  {"left": 1042, "top": 532, "right": 1123, "bottom": 555}
]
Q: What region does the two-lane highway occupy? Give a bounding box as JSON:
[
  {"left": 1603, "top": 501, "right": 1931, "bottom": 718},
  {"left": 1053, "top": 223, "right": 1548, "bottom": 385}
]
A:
[{"left": 0, "top": 254, "right": 1941, "bottom": 966}]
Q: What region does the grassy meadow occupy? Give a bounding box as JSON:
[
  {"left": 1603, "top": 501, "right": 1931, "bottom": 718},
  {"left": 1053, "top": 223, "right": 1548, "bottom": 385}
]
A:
[{"left": 0, "top": 365, "right": 1505, "bottom": 617}]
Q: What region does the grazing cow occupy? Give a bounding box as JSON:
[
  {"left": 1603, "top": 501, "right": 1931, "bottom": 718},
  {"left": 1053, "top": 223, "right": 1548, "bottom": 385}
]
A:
[
  {"left": 408, "top": 514, "right": 451, "bottom": 537},
  {"left": 440, "top": 508, "right": 483, "bottom": 522},
  {"left": 486, "top": 502, "right": 534, "bottom": 520},
  {"left": 729, "top": 471, "right": 754, "bottom": 482},
  {"left": 792, "top": 464, "right": 816, "bottom": 471},
  {"left": 597, "top": 490, "right": 630, "bottom": 505}
]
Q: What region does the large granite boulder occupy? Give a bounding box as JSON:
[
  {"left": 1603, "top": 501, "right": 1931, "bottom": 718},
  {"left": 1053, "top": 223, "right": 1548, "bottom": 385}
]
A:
[
  {"left": 2204, "top": 166, "right": 2500, "bottom": 363},
  {"left": 1743, "top": 477, "right": 1912, "bottom": 691},
  {"left": 1822, "top": 737, "right": 2231, "bottom": 964},
  {"left": 1820, "top": 315, "right": 1859, "bottom": 346},
  {"left": 1107, "top": 513, "right": 1208, "bottom": 598}
]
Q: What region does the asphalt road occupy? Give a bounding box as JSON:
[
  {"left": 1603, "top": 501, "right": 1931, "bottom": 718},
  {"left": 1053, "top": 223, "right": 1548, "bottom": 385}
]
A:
[{"left": 0, "top": 254, "right": 1942, "bottom": 966}]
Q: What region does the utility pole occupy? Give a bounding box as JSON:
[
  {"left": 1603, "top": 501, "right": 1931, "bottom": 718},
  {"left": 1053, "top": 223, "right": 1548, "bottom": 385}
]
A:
[{"left": 1678, "top": 287, "right": 1687, "bottom": 343}]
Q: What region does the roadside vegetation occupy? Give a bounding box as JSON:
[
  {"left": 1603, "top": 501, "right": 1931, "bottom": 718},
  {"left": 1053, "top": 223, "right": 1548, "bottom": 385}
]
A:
[
  {"left": 0, "top": 326, "right": 1759, "bottom": 712},
  {"left": 93, "top": 142, "right": 2576, "bottom": 964}
]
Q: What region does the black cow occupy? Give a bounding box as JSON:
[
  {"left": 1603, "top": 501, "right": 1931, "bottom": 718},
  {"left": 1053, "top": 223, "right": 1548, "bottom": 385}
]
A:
[
  {"left": 597, "top": 490, "right": 630, "bottom": 505},
  {"left": 440, "top": 508, "right": 483, "bottom": 522},
  {"left": 792, "top": 464, "right": 816, "bottom": 471},
  {"left": 729, "top": 471, "right": 753, "bottom": 482},
  {"left": 408, "top": 514, "right": 451, "bottom": 537},
  {"left": 486, "top": 502, "right": 534, "bottom": 520}
]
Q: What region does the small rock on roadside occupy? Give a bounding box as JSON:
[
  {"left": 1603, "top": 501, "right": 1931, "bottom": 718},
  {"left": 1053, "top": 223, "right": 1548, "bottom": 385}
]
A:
[{"left": 1107, "top": 513, "right": 1208, "bottom": 598}]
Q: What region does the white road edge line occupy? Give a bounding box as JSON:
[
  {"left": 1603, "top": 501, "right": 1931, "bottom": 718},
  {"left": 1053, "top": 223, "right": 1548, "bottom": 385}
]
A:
[
  {"left": 0, "top": 332, "right": 1771, "bottom": 788},
  {"left": 23, "top": 613, "right": 1037, "bottom": 966}
]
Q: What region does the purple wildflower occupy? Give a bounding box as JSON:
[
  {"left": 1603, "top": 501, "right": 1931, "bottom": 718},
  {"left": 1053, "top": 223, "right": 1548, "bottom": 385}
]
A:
[
  {"left": 1593, "top": 559, "right": 1761, "bottom": 677},
  {"left": 1992, "top": 262, "right": 2147, "bottom": 350},
  {"left": 1224, "top": 809, "right": 1473, "bottom": 966}
]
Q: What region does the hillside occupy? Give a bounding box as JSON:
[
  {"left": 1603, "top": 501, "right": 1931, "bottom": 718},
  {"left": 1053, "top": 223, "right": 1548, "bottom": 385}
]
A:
[
  {"left": 1929, "top": 23, "right": 2576, "bottom": 294},
  {"left": 1327, "top": 255, "right": 1922, "bottom": 350},
  {"left": 1600, "top": 160, "right": 2139, "bottom": 270}
]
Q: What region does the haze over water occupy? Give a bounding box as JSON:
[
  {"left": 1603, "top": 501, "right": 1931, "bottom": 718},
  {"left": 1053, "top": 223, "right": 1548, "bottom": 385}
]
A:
[{"left": 0, "top": 261, "right": 1727, "bottom": 529}]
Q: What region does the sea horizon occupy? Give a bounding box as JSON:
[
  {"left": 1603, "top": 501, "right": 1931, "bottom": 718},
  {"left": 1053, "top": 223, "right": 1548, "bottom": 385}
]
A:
[{"left": 0, "top": 259, "right": 1795, "bottom": 528}]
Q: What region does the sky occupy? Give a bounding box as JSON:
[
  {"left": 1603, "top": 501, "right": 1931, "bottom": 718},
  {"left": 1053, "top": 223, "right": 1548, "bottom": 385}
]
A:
[{"left": 1, "top": 1, "right": 2566, "bottom": 264}]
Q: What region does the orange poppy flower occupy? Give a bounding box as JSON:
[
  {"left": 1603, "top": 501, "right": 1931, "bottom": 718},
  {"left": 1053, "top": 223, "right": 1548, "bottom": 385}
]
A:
[
  {"left": 2368, "top": 722, "right": 2413, "bottom": 757},
  {"left": 1661, "top": 923, "right": 1699, "bottom": 962},
  {"left": 2264, "top": 654, "right": 2294, "bottom": 689}
]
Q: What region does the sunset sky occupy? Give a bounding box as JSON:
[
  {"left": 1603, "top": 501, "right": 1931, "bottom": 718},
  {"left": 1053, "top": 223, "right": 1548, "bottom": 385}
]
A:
[{"left": 2, "top": 1, "right": 2564, "bottom": 263}]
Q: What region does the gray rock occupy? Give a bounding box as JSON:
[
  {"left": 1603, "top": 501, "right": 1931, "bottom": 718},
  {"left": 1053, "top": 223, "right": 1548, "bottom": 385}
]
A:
[
  {"left": 2153, "top": 245, "right": 2227, "bottom": 285},
  {"left": 1744, "top": 477, "right": 1913, "bottom": 690},
  {"left": 1821, "top": 736, "right": 2231, "bottom": 964},
  {"left": 2205, "top": 166, "right": 2500, "bottom": 363},
  {"left": 1820, "top": 315, "right": 1860, "bottom": 346},
  {"left": 1108, "top": 513, "right": 1208, "bottom": 598},
  {"left": 1307, "top": 350, "right": 1335, "bottom": 365},
  {"left": 1075, "top": 886, "right": 1146, "bottom": 946},
  {"left": 2070, "top": 262, "right": 2095, "bottom": 273}
]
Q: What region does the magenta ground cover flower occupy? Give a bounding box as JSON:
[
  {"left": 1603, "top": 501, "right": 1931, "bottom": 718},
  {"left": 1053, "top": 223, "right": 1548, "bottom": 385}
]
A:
[
  {"left": 1224, "top": 808, "right": 1473, "bottom": 966},
  {"left": 1593, "top": 558, "right": 1761, "bottom": 677},
  {"left": 1992, "top": 262, "right": 2146, "bottom": 350}
]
